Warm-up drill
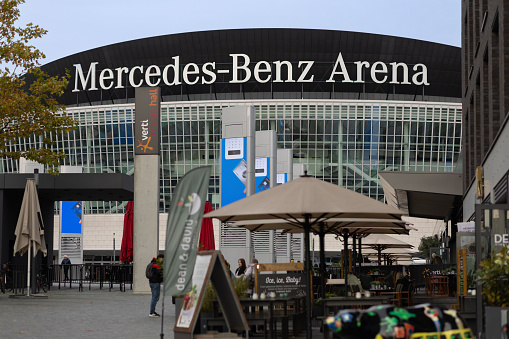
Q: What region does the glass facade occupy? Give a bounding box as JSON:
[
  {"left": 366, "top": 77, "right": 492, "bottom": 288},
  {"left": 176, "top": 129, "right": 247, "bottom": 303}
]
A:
[{"left": 1, "top": 99, "right": 462, "bottom": 214}]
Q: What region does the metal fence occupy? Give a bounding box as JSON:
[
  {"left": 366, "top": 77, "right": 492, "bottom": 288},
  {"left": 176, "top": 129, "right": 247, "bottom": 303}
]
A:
[
  {"left": 323, "top": 263, "right": 456, "bottom": 290},
  {"left": 1, "top": 263, "right": 133, "bottom": 294}
]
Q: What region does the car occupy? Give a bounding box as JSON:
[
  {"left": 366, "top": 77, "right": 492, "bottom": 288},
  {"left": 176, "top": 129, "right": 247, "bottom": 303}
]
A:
[{"left": 411, "top": 257, "right": 427, "bottom": 265}]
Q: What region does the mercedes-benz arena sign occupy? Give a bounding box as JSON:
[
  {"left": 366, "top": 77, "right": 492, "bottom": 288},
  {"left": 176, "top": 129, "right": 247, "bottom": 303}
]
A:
[
  {"left": 73, "top": 53, "right": 429, "bottom": 91},
  {"left": 42, "top": 28, "right": 460, "bottom": 106}
]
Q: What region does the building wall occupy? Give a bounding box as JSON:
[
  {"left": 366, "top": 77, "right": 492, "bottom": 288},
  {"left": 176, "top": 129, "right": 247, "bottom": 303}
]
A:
[
  {"left": 463, "top": 114, "right": 509, "bottom": 220},
  {"left": 38, "top": 98, "right": 461, "bottom": 263},
  {"left": 462, "top": 0, "right": 509, "bottom": 193},
  {"left": 14, "top": 99, "right": 461, "bottom": 216}
]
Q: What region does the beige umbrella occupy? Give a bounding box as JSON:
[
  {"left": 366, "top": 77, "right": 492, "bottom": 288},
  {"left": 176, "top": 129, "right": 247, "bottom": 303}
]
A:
[
  {"left": 363, "top": 247, "right": 416, "bottom": 265},
  {"left": 13, "top": 178, "right": 47, "bottom": 296},
  {"left": 231, "top": 218, "right": 409, "bottom": 233},
  {"left": 360, "top": 234, "right": 413, "bottom": 266},
  {"left": 206, "top": 174, "right": 404, "bottom": 339}
]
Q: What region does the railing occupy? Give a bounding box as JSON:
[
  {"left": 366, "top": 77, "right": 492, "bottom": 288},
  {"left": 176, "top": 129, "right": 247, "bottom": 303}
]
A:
[
  {"left": 1, "top": 263, "right": 133, "bottom": 293},
  {"left": 319, "top": 263, "right": 456, "bottom": 291}
]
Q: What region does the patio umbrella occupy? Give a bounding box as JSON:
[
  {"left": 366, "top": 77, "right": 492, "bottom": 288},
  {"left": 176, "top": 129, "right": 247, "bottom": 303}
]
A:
[
  {"left": 363, "top": 247, "right": 415, "bottom": 265},
  {"left": 198, "top": 201, "right": 215, "bottom": 251},
  {"left": 360, "top": 234, "right": 414, "bottom": 266},
  {"left": 13, "top": 178, "right": 47, "bottom": 296},
  {"left": 205, "top": 174, "right": 404, "bottom": 339},
  {"left": 120, "top": 201, "right": 134, "bottom": 263}
]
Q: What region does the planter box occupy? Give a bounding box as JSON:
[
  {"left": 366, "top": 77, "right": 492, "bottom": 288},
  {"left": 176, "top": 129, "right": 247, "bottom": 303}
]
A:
[
  {"left": 459, "top": 295, "right": 476, "bottom": 313},
  {"left": 485, "top": 306, "right": 509, "bottom": 338}
]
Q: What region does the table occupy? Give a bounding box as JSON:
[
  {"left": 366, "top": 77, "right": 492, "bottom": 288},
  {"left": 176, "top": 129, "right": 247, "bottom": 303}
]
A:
[
  {"left": 322, "top": 295, "right": 392, "bottom": 338},
  {"left": 323, "top": 295, "right": 392, "bottom": 313},
  {"left": 325, "top": 278, "right": 345, "bottom": 295},
  {"left": 368, "top": 288, "right": 394, "bottom": 296}
]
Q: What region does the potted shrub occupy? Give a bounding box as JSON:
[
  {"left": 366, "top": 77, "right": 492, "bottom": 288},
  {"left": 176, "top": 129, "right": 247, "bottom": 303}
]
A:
[
  {"left": 477, "top": 245, "right": 509, "bottom": 338},
  {"left": 201, "top": 278, "right": 250, "bottom": 313},
  {"left": 442, "top": 266, "right": 456, "bottom": 275},
  {"left": 312, "top": 297, "right": 324, "bottom": 318}
]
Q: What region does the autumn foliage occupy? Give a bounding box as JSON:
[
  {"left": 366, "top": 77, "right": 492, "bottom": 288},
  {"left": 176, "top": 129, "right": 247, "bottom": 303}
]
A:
[{"left": 0, "top": 0, "right": 77, "bottom": 173}]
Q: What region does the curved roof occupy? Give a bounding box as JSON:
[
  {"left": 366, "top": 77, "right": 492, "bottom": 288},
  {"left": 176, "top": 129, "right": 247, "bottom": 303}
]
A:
[{"left": 41, "top": 28, "right": 461, "bottom": 106}]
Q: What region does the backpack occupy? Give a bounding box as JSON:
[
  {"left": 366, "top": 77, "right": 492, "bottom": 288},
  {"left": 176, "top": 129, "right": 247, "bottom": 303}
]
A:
[{"left": 146, "top": 262, "right": 154, "bottom": 280}]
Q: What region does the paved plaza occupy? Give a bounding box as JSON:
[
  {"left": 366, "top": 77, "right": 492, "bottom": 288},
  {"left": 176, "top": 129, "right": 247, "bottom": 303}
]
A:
[{"left": 0, "top": 285, "right": 177, "bottom": 339}]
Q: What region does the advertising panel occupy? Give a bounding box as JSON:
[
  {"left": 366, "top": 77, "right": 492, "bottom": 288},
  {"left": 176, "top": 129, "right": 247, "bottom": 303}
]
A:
[
  {"left": 255, "top": 157, "right": 270, "bottom": 193},
  {"left": 256, "top": 272, "right": 307, "bottom": 298},
  {"left": 134, "top": 87, "right": 160, "bottom": 155},
  {"left": 61, "top": 201, "right": 82, "bottom": 234},
  {"left": 277, "top": 173, "right": 287, "bottom": 185},
  {"left": 221, "top": 137, "right": 247, "bottom": 206}
]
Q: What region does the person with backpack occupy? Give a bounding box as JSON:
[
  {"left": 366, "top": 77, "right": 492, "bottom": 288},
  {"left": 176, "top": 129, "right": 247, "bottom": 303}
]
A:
[{"left": 146, "top": 254, "right": 164, "bottom": 317}]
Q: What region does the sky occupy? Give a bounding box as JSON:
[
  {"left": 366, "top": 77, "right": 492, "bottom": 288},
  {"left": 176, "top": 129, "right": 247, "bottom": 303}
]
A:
[{"left": 18, "top": 0, "right": 461, "bottom": 64}]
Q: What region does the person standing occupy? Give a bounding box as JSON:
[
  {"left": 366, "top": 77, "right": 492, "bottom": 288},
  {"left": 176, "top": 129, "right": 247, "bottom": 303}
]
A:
[
  {"left": 148, "top": 254, "right": 164, "bottom": 317},
  {"left": 243, "top": 258, "right": 258, "bottom": 280},
  {"left": 235, "top": 258, "right": 246, "bottom": 278},
  {"left": 61, "top": 255, "right": 71, "bottom": 281},
  {"left": 432, "top": 253, "right": 443, "bottom": 264}
]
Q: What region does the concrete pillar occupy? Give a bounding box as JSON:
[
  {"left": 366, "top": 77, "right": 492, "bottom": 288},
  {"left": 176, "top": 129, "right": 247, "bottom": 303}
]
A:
[
  {"left": 133, "top": 155, "right": 160, "bottom": 294},
  {"left": 133, "top": 87, "right": 161, "bottom": 294}
]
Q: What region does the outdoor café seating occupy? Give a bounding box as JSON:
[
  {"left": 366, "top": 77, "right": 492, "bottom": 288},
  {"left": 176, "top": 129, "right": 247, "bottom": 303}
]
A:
[
  {"left": 380, "top": 281, "right": 415, "bottom": 307},
  {"left": 425, "top": 276, "right": 449, "bottom": 297},
  {"left": 208, "top": 295, "right": 305, "bottom": 338}
]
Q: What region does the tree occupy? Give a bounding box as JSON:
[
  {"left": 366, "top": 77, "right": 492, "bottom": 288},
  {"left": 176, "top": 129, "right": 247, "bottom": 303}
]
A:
[
  {"left": 0, "top": 0, "right": 77, "bottom": 174},
  {"left": 418, "top": 235, "right": 441, "bottom": 260}
]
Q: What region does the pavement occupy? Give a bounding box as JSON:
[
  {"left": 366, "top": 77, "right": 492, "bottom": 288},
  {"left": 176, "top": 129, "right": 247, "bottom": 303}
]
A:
[{"left": 0, "top": 284, "right": 177, "bottom": 339}]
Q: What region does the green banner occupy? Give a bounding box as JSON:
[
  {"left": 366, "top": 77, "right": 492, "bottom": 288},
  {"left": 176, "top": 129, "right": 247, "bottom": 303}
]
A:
[{"left": 164, "top": 166, "right": 211, "bottom": 296}]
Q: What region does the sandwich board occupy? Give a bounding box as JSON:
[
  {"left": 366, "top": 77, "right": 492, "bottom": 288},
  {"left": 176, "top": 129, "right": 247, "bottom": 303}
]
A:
[{"left": 174, "top": 250, "right": 248, "bottom": 338}]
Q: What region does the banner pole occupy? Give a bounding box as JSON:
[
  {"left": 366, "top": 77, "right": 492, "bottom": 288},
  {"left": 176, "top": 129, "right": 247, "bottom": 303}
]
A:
[{"left": 160, "top": 287, "right": 165, "bottom": 339}]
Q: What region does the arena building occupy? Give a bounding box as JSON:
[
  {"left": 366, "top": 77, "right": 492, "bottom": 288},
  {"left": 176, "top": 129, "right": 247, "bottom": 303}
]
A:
[{"left": 6, "top": 29, "right": 462, "bottom": 264}]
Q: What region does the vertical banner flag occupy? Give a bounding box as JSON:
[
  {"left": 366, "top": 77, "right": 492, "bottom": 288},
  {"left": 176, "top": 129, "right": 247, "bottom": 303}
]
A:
[{"left": 164, "top": 166, "right": 211, "bottom": 296}]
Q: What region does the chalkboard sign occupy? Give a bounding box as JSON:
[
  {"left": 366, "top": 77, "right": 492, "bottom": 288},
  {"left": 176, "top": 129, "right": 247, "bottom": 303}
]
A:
[
  {"left": 256, "top": 273, "right": 307, "bottom": 298},
  {"left": 174, "top": 251, "right": 248, "bottom": 338}
]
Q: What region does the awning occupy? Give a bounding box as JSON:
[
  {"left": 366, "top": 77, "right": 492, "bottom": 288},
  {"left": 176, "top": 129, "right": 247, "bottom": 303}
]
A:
[{"left": 379, "top": 171, "right": 463, "bottom": 220}]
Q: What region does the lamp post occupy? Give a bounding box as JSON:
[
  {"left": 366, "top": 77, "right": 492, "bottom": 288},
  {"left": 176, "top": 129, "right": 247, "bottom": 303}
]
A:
[{"left": 113, "top": 233, "right": 116, "bottom": 264}]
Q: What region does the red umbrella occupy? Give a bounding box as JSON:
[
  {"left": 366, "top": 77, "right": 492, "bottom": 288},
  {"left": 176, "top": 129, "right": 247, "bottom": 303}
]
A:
[
  {"left": 198, "top": 201, "right": 215, "bottom": 251},
  {"left": 120, "top": 201, "right": 134, "bottom": 262}
]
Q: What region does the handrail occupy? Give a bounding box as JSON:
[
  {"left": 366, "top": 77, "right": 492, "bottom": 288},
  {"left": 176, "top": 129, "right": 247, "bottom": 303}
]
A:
[{"left": 1, "top": 263, "right": 133, "bottom": 293}]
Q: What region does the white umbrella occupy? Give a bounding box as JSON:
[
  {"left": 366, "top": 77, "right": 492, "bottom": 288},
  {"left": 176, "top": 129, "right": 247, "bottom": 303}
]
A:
[
  {"left": 360, "top": 234, "right": 413, "bottom": 266},
  {"left": 206, "top": 174, "right": 404, "bottom": 339},
  {"left": 13, "top": 178, "right": 47, "bottom": 296}
]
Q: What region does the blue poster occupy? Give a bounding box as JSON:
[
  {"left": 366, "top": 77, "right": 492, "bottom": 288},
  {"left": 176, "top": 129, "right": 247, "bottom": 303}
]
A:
[
  {"left": 221, "top": 137, "right": 247, "bottom": 206},
  {"left": 62, "top": 201, "right": 82, "bottom": 234},
  {"left": 254, "top": 157, "right": 270, "bottom": 193}
]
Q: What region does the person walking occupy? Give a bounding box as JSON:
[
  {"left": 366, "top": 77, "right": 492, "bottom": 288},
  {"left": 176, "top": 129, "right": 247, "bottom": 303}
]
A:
[
  {"left": 235, "top": 258, "right": 247, "bottom": 278},
  {"left": 148, "top": 254, "right": 164, "bottom": 318},
  {"left": 61, "top": 255, "right": 71, "bottom": 281}
]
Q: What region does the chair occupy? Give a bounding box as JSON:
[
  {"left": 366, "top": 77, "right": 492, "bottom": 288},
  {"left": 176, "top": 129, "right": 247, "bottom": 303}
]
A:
[
  {"left": 400, "top": 282, "right": 415, "bottom": 307},
  {"left": 425, "top": 277, "right": 432, "bottom": 296},
  {"left": 314, "top": 283, "right": 323, "bottom": 300},
  {"left": 431, "top": 276, "right": 449, "bottom": 297},
  {"left": 381, "top": 283, "right": 403, "bottom": 307},
  {"left": 348, "top": 284, "right": 361, "bottom": 296}
]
